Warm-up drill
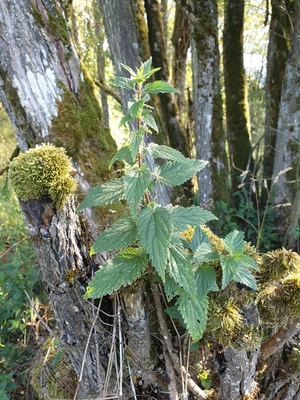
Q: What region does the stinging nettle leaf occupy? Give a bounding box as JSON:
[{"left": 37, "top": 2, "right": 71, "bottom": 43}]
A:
[
  {"left": 109, "top": 145, "right": 135, "bottom": 168},
  {"left": 220, "top": 255, "right": 240, "bottom": 289},
  {"left": 128, "top": 99, "right": 145, "bottom": 118},
  {"left": 77, "top": 178, "right": 125, "bottom": 211},
  {"left": 195, "top": 264, "right": 219, "bottom": 299},
  {"left": 129, "top": 129, "right": 145, "bottom": 160},
  {"left": 170, "top": 205, "right": 217, "bottom": 231},
  {"left": 177, "top": 291, "right": 208, "bottom": 342},
  {"left": 119, "top": 113, "right": 134, "bottom": 128},
  {"left": 232, "top": 265, "right": 258, "bottom": 290},
  {"left": 124, "top": 165, "right": 152, "bottom": 213},
  {"left": 137, "top": 205, "right": 173, "bottom": 279},
  {"left": 91, "top": 215, "right": 138, "bottom": 254},
  {"left": 147, "top": 144, "right": 187, "bottom": 162},
  {"left": 156, "top": 160, "right": 207, "bottom": 187},
  {"left": 111, "top": 76, "right": 135, "bottom": 90},
  {"left": 193, "top": 242, "right": 219, "bottom": 264},
  {"left": 84, "top": 247, "right": 148, "bottom": 299},
  {"left": 223, "top": 230, "right": 245, "bottom": 255},
  {"left": 144, "top": 81, "right": 180, "bottom": 94},
  {"left": 141, "top": 111, "right": 158, "bottom": 132},
  {"left": 190, "top": 226, "right": 210, "bottom": 253},
  {"left": 120, "top": 63, "right": 136, "bottom": 76}
]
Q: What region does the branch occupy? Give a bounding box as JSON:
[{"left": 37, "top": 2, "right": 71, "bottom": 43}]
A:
[
  {"left": 94, "top": 80, "right": 122, "bottom": 105},
  {"left": 0, "top": 146, "right": 20, "bottom": 176},
  {"left": 260, "top": 318, "right": 300, "bottom": 359},
  {"left": 151, "top": 284, "right": 208, "bottom": 399}
]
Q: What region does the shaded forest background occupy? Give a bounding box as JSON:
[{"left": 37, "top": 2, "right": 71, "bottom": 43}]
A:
[{"left": 0, "top": 0, "right": 300, "bottom": 399}]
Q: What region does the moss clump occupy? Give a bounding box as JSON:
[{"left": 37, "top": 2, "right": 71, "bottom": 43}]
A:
[
  {"left": 259, "top": 248, "right": 300, "bottom": 283},
  {"left": 8, "top": 143, "right": 76, "bottom": 209}
]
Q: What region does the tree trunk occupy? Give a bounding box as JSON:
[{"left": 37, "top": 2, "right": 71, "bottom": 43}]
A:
[
  {"left": 223, "top": 0, "right": 253, "bottom": 193},
  {"left": 263, "top": 0, "right": 293, "bottom": 192},
  {"left": 272, "top": 1, "right": 300, "bottom": 249},
  {"left": 191, "top": 0, "right": 229, "bottom": 206}
]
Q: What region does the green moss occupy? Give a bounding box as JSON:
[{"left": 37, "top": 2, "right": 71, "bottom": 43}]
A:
[
  {"left": 31, "top": 338, "right": 77, "bottom": 399},
  {"left": 259, "top": 248, "right": 300, "bottom": 283},
  {"left": 8, "top": 143, "right": 76, "bottom": 209},
  {"left": 51, "top": 68, "right": 118, "bottom": 187}
]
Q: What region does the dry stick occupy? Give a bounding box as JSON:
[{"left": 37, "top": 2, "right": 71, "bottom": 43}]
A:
[
  {"left": 117, "top": 294, "right": 124, "bottom": 397},
  {"left": 163, "top": 347, "right": 179, "bottom": 399},
  {"left": 260, "top": 317, "right": 300, "bottom": 359},
  {"left": 127, "top": 360, "right": 138, "bottom": 400},
  {"left": 73, "top": 298, "right": 102, "bottom": 400},
  {"left": 151, "top": 284, "right": 208, "bottom": 399}
]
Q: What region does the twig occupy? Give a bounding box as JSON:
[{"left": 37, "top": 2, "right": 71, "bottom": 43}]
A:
[
  {"left": 260, "top": 318, "right": 300, "bottom": 359},
  {"left": 0, "top": 237, "right": 28, "bottom": 260},
  {"left": 127, "top": 360, "right": 138, "bottom": 400},
  {"left": 117, "top": 294, "right": 124, "bottom": 397},
  {"left": 151, "top": 284, "right": 208, "bottom": 399}
]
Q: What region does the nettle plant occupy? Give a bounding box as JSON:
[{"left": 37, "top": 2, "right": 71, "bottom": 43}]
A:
[{"left": 78, "top": 58, "right": 258, "bottom": 341}]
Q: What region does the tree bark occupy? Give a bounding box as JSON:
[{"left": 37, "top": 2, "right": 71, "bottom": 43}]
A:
[
  {"left": 272, "top": 1, "right": 300, "bottom": 248},
  {"left": 191, "top": 0, "right": 229, "bottom": 207},
  {"left": 223, "top": 0, "right": 253, "bottom": 193}
]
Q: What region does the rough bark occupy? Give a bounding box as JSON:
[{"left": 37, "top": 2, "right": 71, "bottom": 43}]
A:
[
  {"left": 19, "top": 196, "right": 112, "bottom": 398},
  {"left": 263, "top": 0, "right": 293, "bottom": 191},
  {"left": 223, "top": 0, "right": 253, "bottom": 193},
  {"left": 272, "top": 1, "right": 300, "bottom": 248},
  {"left": 191, "top": 0, "right": 229, "bottom": 206}
]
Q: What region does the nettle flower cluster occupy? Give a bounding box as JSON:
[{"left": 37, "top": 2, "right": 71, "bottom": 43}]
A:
[{"left": 78, "top": 58, "right": 258, "bottom": 341}]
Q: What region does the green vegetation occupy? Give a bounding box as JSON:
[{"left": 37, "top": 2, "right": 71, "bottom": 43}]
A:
[
  {"left": 0, "top": 180, "right": 44, "bottom": 399},
  {"left": 78, "top": 58, "right": 259, "bottom": 341},
  {"left": 8, "top": 143, "right": 77, "bottom": 209}
]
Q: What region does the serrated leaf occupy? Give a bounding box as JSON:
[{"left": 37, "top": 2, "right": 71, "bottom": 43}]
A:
[
  {"left": 91, "top": 215, "right": 138, "bottom": 254},
  {"left": 128, "top": 99, "right": 144, "bottom": 118},
  {"left": 164, "top": 275, "right": 181, "bottom": 301},
  {"left": 129, "top": 129, "right": 145, "bottom": 160},
  {"left": 220, "top": 255, "right": 240, "bottom": 289},
  {"left": 109, "top": 145, "right": 135, "bottom": 168},
  {"left": 170, "top": 205, "right": 217, "bottom": 231},
  {"left": 193, "top": 242, "right": 219, "bottom": 264},
  {"left": 177, "top": 291, "right": 208, "bottom": 342},
  {"left": 195, "top": 264, "right": 219, "bottom": 299},
  {"left": 190, "top": 226, "right": 210, "bottom": 253},
  {"left": 147, "top": 144, "right": 187, "bottom": 162},
  {"left": 111, "top": 76, "right": 135, "bottom": 90},
  {"left": 124, "top": 165, "right": 152, "bottom": 213},
  {"left": 84, "top": 248, "right": 148, "bottom": 299},
  {"left": 144, "top": 81, "right": 180, "bottom": 94},
  {"left": 77, "top": 178, "right": 125, "bottom": 211},
  {"left": 166, "top": 235, "right": 197, "bottom": 295},
  {"left": 141, "top": 112, "right": 158, "bottom": 132},
  {"left": 120, "top": 63, "right": 136, "bottom": 76},
  {"left": 232, "top": 266, "right": 258, "bottom": 290},
  {"left": 156, "top": 160, "right": 207, "bottom": 187},
  {"left": 138, "top": 205, "right": 173, "bottom": 279},
  {"left": 236, "top": 253, "right": 259, "bottom": 271},
  {"left": 223, "top": 230, "right": 245, "bottom": 255},
  {"left": 119, "top": 113, "right": 134, "bottom": 127}
]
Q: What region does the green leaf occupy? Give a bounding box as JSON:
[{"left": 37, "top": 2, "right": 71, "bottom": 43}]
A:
[
  {"left": 223, "top": 230, "right": 245, "bottom": 255},
  {"left": 177, "top": 291, "right": 208, "bottom": 342},
  {"left": 190, "top": 226, "right": 210, "bottom": 252},
  {"left": 111, "top": 76, "right": 135, "bottom": 90},
  {"left": 129, "top": 129, "right": 145, "bottom": 160},
  {"left": 144, "top": 81, "right": 180, "bottom": 94},
  {"left": 120, "top": 63, "right": 136, "bottom": 76},
  {"left": 236, "top": 253, "right": 259, "bottom": 271},
  {"left": 128, "top": 99, "right": 145, "bottom": 118},
  {"left": 232, "top": 266, "right": 258, "bottom": 290},
  {"left": 156, "top": 160, "right": 207, "bottom": 187},
  {"left": 195, "top": 264, "right": 219, "bottom": 299},
  {"left": 166, "top": 235, "right": 197, "bottom": 294},
  {"left": 141, "top": 111, "right": 158, "bottom": 132},
  {"left": 164, "top": 275, "right": 181, "bottom": 301},
  {"left": 220, "top": 255, "right": 240, "bottom": 289},
  {"left": 91, "top": 215, "right": 138, "bottom": 254},
  {"left": 77, "top": 178, "right": 125, "bottom": 210},
  {"left": 170, "top": 205, "right": 217, "bottom": 231},
  {"left": 109, "top": 145, "right": 135, "bottom": 168},
  {"left": 138, "top": 205, "right": 173, "bottom": 279},
  {"left": 124, "top": 165, "right": 152, "bottom": 213},
  {"left": 84, "top": 248, "right": 148, "bottom": 298},
  {"left": 119, "top": 113, "right": 134, "bottom": 127},
  {"left": 193, "top": 243, "right": 219, "bottom": 264},
  {"left": 147, "top": 144, "right": 187, "bottom": 162}
]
